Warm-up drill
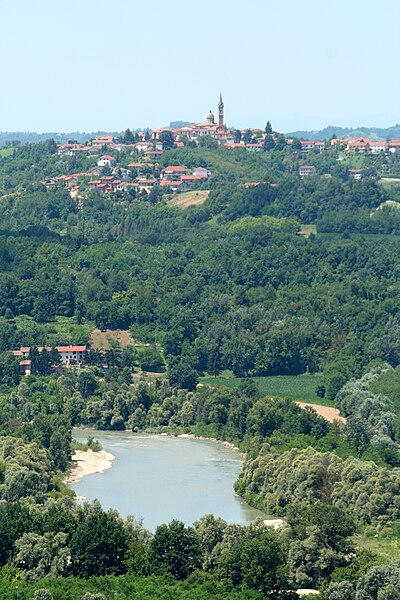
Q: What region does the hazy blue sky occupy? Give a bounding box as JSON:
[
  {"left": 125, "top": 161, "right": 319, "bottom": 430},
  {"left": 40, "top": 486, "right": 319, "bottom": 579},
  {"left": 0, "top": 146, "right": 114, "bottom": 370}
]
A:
[{"left": 0, "top": 0, "right": 399, "bottom": 132}]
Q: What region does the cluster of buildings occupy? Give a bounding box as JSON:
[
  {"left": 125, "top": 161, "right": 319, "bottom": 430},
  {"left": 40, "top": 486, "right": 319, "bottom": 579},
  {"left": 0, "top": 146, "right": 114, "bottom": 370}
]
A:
[
  {"left": 42, "top": 96, "right": 400, "bottom": 197},
  {"left": 331, "top": 137, "right": 400, "bottom": 154},
  {"left": 11, "top": 345, "right": 87, "bottom": 375}
]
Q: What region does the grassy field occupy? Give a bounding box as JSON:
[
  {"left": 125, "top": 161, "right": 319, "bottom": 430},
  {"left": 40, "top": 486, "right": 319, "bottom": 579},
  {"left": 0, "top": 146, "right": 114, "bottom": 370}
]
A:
[
  {"left": 379, "top": 177, "right": 400, "bottom": 191},
  {"left": 90, "top": 328, "right": 132, "bottom": 350},
  {"left": 200, "top": 374, "right": 333, "bottom": 405},
  {"left": 299, "top": 224, "right": 317, "bottom": 238},
  {"left": 0, "top": 147, "right": 14, "bottom": 158},
  {"left": 11, "top": 315, "right": 93, "bottom": 346},
  {"left": 167, "top": 190, "right": 210, "bottom": 208},
  {"left": 354, "top": 532, "right": 400, "bottom": 563}
]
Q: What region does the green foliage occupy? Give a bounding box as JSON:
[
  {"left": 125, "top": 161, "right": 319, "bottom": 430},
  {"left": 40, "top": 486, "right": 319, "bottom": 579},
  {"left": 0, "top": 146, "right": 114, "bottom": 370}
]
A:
[
  {"left": 237, "top": 445, "right": 400, "bottom": 525},
  {"left": 214, "top": 525, "right": 291, "bottom": 595},
  {"left": 148, "top": 520, "right": 201, "bottom": 579},
  {"left": 70, "top": 505, "right": 129, "bottom": 577},
  {"left": 0, "top": 352, "right": 21, "bottom": 386},
  {"left": 286, "top": 503, "right": 355, "bottom": 586}
]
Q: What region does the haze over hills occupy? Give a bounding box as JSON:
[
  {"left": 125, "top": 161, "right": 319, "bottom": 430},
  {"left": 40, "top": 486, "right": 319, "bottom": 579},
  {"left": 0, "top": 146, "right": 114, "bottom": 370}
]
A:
[
  {"left": 1, "top": 123, "right": 400, "bottom": 146},
  {"left": 287, "top": 124, "right": 400, "bottom": 141}
]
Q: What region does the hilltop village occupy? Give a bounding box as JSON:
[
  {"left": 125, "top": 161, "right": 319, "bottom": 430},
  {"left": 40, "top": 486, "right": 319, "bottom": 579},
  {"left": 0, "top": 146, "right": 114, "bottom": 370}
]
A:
[{"left": 38, "top": 95, "right": 400, "bottom": 200}]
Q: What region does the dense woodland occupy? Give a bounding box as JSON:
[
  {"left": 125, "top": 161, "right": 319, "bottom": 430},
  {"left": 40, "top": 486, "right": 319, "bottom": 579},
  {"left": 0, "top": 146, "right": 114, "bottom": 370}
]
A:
[{"left": 0, "top": 138, "right": 399, "bottom": 598}]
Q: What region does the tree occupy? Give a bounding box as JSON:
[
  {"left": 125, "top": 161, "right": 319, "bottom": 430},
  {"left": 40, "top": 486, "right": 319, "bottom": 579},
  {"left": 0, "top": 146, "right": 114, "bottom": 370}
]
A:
[
  {"left": 77, "top": 370, "right": 98, "bottom": 398},
  {"left": 222, "top": 334, "right": 258, "bottom": 377},
  {"left": 33, "top": 591, "right": 54, "bottom": 600},
  {"left": 138, "top": 347, "right": 164, "bottom": 372},
  {"left": 355, "top": 565, "right": 400, "bottom": 600},
  {"left": 286, "top": 503, "right": 355, "bottom": 586},
  {"left": 0, "top": 352, "right": 21, "bottom": 386},
  {"left": 148, "top": 520, "right": 201, "bottom": 579},
  {"left": 169, "top": 360, "right": 199, "bottom": 391},
  {"left": 242, "top": 129, "right": 254, "bottom": 144},
  {"left": 15, "top": 531, "right": 69, "bottom": 580},
  {"left": 324, "top": 581, "right": 355, "bottom": 600},
  {"left": 233, "top": 129, "right": 242, "bottom": 143},
  {"left": 5, "top": 469, "right": 47, "bottom": 502},
  {"left": 215, "top": 525, "right": 292, "bottom": 595},
  {"left": 265, "top": 121, "right": 273, "bottom": 134},
  {"left": 159, "top": 130, "right": 175, "bottom": 150},
  {"left": 70, "top": 507, "right": 129, "bottom": 577}
]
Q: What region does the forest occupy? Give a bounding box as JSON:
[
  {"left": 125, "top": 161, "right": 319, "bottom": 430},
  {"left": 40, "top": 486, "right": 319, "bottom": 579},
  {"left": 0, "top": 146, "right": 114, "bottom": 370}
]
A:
[{"left": 0, "top": 138, "right": 399, "bottom": 598}]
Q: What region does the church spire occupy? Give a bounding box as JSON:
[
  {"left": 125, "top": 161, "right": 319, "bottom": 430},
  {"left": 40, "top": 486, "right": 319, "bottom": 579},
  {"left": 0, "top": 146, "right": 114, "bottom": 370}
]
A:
[{"left": 218, "top": 93, "right": 224, "bottom": 126}]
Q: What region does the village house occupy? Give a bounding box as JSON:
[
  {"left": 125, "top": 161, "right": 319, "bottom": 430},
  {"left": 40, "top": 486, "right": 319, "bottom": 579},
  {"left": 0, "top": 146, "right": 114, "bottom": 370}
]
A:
[
  {"left": 245, "top": 143, "right": 264, "bottom": 152},
  {"left": 11, "top": 345, "right": 87, "bottom": 374},
  {"left": 136, "top": 141, "right": 153, "bottom": 152},
  {"left": 348, "top": 168, "right": 363, "bottom": 180},
  {"left": 299, "top": 165, "right": 317, "bottom": 177},
  {"left": 145, "top": 148, "right": 163, "bottom": 159},
  {"left": 97, "top": 155, "right": 116, "bottom": 167},
  {"left": 112, "top": 167, "right": 131, "bottom": 180},
  {"left": 192, "top": 167, "right": 209, "bottom": 177},
  {"left": 161, "top": 165, "right": 187, "bottom": 180},
  {"left": 159, "top": 180, "right": 188, "bottom": 191},
  {"left": 301, "top": 140, "right": 325, "bottom": 153}
]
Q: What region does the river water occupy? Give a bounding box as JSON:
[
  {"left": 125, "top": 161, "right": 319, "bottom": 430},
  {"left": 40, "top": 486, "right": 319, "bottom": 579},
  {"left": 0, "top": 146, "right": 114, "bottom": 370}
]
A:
[{"left": 71, "top": 430, "right": 265, "bottom": 532}]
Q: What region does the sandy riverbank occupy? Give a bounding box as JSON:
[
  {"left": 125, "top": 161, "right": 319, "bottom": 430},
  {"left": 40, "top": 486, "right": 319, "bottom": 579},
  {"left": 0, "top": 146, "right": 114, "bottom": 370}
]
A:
[{"left": 65, "top": 449, "right": 116, "bottom": 484}]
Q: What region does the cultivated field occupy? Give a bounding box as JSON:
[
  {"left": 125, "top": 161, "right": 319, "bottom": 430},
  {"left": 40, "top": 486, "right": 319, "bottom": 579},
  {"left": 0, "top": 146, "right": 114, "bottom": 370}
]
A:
[
  {"left": 200, "top": 374, "right": 332, "bottom": 405},
  {"left": 167, "top": 190, "right": 210, "bottom": 208}
]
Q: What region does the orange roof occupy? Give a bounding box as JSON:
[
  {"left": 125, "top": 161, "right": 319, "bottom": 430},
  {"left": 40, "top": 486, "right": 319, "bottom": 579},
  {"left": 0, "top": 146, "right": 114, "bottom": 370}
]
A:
[
  {"left": 56, "top": 345, "right": 86, "bottom": 352},
  {"left": 180, "top": 175, "right": 204, "bottom": 181},
  {"left": 163, "top": 165, "right": 186, "bottom": 172}
]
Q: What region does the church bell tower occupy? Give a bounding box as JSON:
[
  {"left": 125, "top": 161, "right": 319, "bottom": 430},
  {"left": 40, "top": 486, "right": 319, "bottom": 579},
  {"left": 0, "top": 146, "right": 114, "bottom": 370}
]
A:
[{"left": 218, "top": 93, "right": 224, "bottom": 126}]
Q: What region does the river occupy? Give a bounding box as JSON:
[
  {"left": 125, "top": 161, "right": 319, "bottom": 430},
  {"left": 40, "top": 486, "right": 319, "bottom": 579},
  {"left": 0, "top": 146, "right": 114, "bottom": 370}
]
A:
[{"left": 71, "top": 430, "right": 266, "bottom": 532}]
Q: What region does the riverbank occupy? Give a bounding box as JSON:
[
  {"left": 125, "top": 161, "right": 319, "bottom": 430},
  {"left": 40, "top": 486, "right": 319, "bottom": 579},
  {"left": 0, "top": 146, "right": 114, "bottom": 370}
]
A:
[
  {"left": 175, "top": 433, "right": 241, "bottom": 453},
  {"left": 65, "top": 449, "right": 116, "bottom": 484}
]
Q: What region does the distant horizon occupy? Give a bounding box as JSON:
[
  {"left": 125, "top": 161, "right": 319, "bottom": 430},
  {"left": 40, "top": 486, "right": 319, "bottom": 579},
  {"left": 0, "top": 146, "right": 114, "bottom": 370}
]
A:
[{"left": 1, "top": 121, "right": 400, "bottom": 136}]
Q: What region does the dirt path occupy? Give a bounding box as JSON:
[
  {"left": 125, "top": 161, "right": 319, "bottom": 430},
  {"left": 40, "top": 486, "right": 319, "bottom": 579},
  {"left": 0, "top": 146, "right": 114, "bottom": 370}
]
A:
[{"left": 295, "top": 402, "right": 346, "bottom": 424}]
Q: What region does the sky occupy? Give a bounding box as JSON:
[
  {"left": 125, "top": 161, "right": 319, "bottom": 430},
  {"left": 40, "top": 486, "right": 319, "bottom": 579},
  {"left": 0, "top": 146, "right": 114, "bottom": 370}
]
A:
[{"left": 0, "top": 0, "right": 399, "bottom": 133}]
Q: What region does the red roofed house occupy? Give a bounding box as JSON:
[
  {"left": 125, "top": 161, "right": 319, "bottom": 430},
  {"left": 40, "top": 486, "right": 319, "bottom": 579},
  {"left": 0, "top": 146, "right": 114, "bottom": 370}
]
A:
[
  {"left": 348, "top": 169, "right": 363, "bottom": 180},
  {"left": 369, "top": 141, "right": 388, "bottom": 153},
  {"left": 159, "top": 180, "right": 188, "bottom": 191},
  {"left": 301, "top": 141, "right": 325, "bottom": 153},
  {"left": 161, "top": 166, "right": 187, "bottom": 180},
  {"left": 57, "top": 345, "right": 86, "bottom": 365},
  {"left": 10, "top": 345, "right": 87, "bottom": 371},
  {"left": 299, "top": 165, "right": 317, "bottom": 177},
  {"left": 180, "top": 175, "right": 206, "bottom": 183},
  {"left": 97, "top": 155, "right": 116, "bottom": 167}
]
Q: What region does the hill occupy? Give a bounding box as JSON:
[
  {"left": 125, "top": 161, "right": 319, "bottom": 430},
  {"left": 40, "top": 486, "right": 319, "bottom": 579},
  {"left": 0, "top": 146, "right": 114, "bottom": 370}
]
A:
[{"left": 287, "top": 123, "right": 400, "bottom": 141}]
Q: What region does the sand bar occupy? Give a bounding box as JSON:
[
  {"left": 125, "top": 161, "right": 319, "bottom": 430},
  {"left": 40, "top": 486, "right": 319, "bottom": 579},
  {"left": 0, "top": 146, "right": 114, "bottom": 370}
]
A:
[{"left": 65, "top": 449, "right": 115, "bottom": 484}]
